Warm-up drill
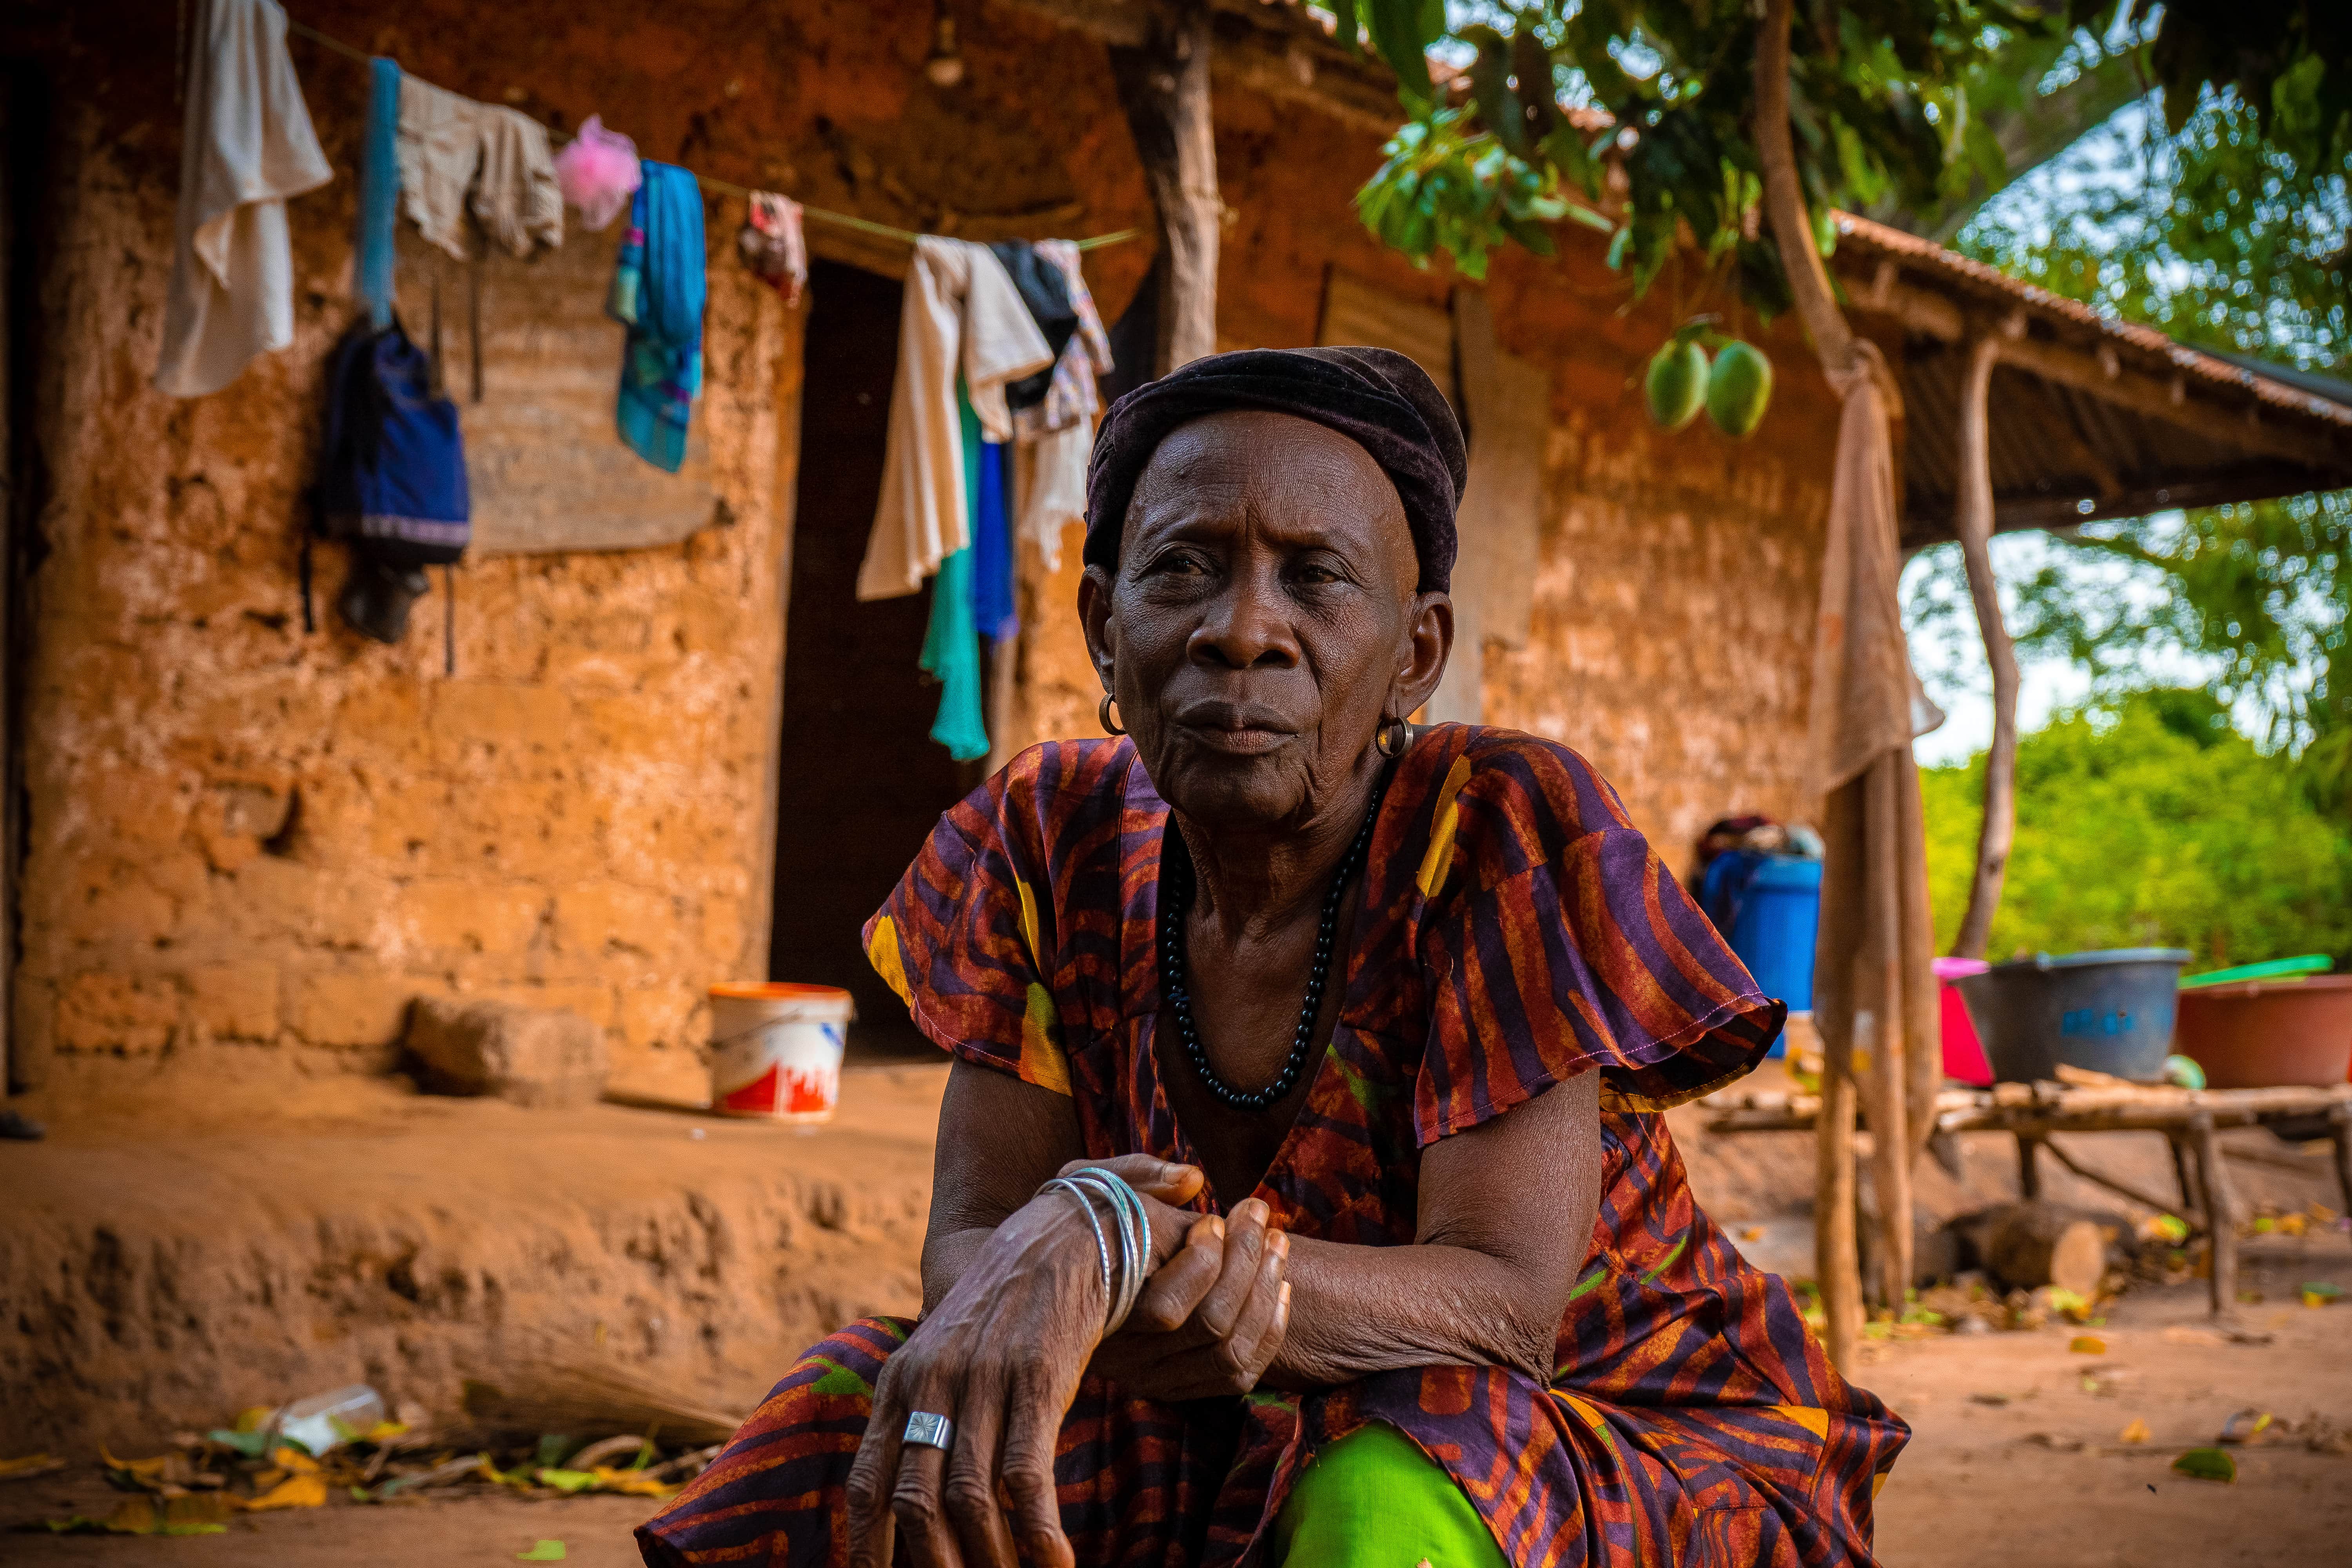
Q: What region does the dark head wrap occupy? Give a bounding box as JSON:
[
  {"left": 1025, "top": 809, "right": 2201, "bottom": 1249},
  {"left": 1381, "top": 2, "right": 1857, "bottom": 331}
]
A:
[{"left": 1082, "top": 346, "right": 1467, "bottom": 593}]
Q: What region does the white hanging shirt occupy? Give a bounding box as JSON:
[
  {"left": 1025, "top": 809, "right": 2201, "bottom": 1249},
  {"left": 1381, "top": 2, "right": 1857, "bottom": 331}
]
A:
[
  {"left": 154, "top": 0, "right": 333, "bottom": 398},
  {"left": 857, "top": 238, "right": 1053, "bottom": 601}
]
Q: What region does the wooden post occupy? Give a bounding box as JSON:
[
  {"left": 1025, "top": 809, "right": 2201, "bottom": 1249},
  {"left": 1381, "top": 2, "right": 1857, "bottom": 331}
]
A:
[
  {"left": 1864, "top": 754, "right": 1912, "bottom": 1307},
  {"left": 2015, "top": 1132, "right": 2041, "bottom": 1200},
  {"left": 2330, "top": 1103, "right": 2352, "bottom": 1217},
  {"left": 1816, "top": 999, "right": 1863, "bottom": 1367},
  {"left": 2191, "top": 1111, "right": 2237, "bottom": 1318},
  {"left": 1107, "top": 1, "right": 1220, "bottom": 375},
  {"left": 1949, "top": 332, "right": 2021, "bottom": 961},
  {"left": 2168, "top": 1132, "right": 2200, "bottom": 1220}
]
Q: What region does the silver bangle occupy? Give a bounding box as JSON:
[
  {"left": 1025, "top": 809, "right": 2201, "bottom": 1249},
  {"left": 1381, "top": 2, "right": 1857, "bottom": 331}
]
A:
[
  {"left": 1041, "top": 1168, "right": 1153, "bottom": 1335},
  {"left": 1041, "top": 1176, "right": 1116, "bottom": 1322},
  {"left": 1063, "top": 1169, "right": 1151, "bottom": 1332}
]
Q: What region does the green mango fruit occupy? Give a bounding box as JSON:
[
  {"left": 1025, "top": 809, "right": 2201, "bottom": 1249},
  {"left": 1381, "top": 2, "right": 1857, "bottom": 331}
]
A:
[
  {"left": 1644, "top": 340, "right": 1709, "bottom": 431},
  {"left": 1706, "top": 340, "right": 1773, "bottom": 437}
]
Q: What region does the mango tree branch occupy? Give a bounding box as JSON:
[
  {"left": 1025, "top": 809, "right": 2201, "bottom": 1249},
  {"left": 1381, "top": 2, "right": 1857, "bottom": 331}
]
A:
[
  {"left": 1753, "top": 0, "right": 1853, "bottom": 379},
  {"left": 1951, "top": 330, "right": 2022, "bottom": 961}
]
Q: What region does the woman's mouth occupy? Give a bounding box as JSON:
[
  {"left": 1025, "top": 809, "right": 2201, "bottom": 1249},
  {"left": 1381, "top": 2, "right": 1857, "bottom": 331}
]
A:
[{"left": 1174, "top": 701, "right": 1298, "bottom": 755}]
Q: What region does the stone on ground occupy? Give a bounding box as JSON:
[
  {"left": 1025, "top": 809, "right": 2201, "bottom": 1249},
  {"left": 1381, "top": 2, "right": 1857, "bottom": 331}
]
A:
[{"left": 405, "top": 997, "right": 609, "bottom": 1107}]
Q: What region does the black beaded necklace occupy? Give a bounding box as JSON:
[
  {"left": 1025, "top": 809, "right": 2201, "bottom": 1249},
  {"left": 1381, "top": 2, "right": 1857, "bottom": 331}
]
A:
[{"left": 1159, "top": 769, "right": 1390, "bottom": 1110}]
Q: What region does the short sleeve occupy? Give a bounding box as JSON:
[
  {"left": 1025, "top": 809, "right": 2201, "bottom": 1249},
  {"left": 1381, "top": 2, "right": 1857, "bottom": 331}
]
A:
[
  {"left": 861, "top": 766, "right": 1073, "bottom": 1096},
  {"left": 1414, "top": 738, "right": 1784, "bottom": 1142}
]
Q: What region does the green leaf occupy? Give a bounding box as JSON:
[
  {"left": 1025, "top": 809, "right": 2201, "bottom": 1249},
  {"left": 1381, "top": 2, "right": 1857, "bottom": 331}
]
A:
[
  {"left": 1328, "top": 0, "right": 1361, "bottom": 54},
  {"left": 2171, "top": 1448, "right": 2237, "bottom": 1483},
  {"left": 516, "top": 1543, "right": 568, "bottom": 1563},
  {"left": 1365, "top": 0, "right": 1435, "bottom": 110}
]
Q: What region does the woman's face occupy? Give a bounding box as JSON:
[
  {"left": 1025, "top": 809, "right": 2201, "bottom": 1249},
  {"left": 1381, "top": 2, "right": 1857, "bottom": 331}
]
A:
[{"left": 1079, "top": 409, "right": 1452, "bottom": 833}]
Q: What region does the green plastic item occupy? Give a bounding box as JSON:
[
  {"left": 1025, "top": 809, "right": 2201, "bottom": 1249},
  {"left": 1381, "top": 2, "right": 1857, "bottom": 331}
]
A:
[{"left": 2179, "top": 955, "right": 2333, "bottom": 988}]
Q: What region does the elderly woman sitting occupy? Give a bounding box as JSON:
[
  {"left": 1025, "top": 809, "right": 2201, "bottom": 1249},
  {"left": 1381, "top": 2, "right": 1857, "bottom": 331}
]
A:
[{"left": 639, "top": 348, "right": 1904, "bottom": 1568}]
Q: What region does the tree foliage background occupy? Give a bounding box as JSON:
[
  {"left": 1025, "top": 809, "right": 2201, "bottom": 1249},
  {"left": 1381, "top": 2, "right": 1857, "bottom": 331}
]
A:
[
  {"left": 1920, "top": 691, "right": 2352, "bottom": 968},
  {"left": 1907, "top": 63, "right": 2351, "bottom": 819},
  {"left": 1332, "top": 2, "right": 2351, "bottom": 961}
]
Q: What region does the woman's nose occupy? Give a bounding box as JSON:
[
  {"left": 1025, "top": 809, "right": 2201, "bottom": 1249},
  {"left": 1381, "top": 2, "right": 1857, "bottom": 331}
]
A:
[{"left": 1187, "top": 568, "right": 1299, "bottom": 670}]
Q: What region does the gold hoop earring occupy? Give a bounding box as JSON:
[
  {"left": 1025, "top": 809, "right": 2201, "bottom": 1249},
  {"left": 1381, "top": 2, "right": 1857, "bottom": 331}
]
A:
[
  {"left": 1099, "top": 694, "right": 1125, "bottom": 736},
  {"left": 1376, "top": 717, "right": 1410, "bottom": 759}
]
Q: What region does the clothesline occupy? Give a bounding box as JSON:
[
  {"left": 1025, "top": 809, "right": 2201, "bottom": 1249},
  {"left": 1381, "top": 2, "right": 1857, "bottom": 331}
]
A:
[{"left": 282, "top": 16, "right": 1142, "bottom": 254}]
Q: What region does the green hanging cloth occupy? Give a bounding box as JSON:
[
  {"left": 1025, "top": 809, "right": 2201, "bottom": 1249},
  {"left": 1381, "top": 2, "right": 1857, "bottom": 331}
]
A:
[{"left": 919, "top": 386, "right": 990, "bottom": 763}]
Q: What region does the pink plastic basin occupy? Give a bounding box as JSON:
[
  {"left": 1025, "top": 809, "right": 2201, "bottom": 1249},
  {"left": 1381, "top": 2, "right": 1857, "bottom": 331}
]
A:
[{"left": 1935, "top": 956, "right": 1993, "bottom": 1086}]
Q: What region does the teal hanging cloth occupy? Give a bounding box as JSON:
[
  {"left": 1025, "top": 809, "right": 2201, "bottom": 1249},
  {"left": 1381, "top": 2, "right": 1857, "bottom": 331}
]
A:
[
  {"left": 608, "top": 162, "right": 705, "bottom": 472},
  {"left": 355, "top": 58, "right": 400, "bottom": 330},
  {"left": 920, "top": 387, "right": 991, "bottom": 762}
]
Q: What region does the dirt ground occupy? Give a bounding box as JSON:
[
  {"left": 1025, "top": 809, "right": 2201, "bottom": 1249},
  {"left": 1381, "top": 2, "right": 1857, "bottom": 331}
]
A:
[
  {"left": 9, "top": 1262, "right": 2347, "bottom": 1566},
  {"left": 5, "top": 1057, "right": 2349, "bottom": 1564}
]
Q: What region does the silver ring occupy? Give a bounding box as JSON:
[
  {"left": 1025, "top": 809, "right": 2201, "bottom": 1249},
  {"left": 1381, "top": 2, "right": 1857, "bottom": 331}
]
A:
[{"left": 902, "top": 1410, "right": 954, "bottom": 1450}]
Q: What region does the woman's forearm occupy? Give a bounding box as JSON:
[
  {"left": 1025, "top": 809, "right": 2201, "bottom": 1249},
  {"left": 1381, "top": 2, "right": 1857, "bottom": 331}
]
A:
[{"left": 1263, "top": 1235, "right": 1563, "bottom": 1388}]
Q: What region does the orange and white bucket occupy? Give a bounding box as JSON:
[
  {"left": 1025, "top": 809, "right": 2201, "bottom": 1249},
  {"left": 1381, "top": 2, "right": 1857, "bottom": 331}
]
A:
[{"left": 708, "top": 982, "right": 854, "bottom": 1122}]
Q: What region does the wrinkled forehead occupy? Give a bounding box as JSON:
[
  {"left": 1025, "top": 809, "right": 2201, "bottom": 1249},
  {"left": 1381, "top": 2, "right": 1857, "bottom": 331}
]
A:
[{"left": 1123, "top": 409, "right": 1413, "bottom": 557}]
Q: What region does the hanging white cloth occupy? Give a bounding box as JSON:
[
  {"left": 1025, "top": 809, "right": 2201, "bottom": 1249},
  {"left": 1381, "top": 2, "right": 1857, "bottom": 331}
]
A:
[
  {"left": 858, "top": 238, "right": 1053, "bottom": 601},
  {"left": 154, "top": 0, "right": 333, "bottom": 398}
]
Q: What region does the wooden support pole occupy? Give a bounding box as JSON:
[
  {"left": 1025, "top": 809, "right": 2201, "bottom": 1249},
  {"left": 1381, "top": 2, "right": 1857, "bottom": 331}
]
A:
[
  {"left": 1949, "top": 333, "right": 2020, "bottom": 962},
  {"left": 2168, "top": 1132, "right": 2200, "bottom": 1220},
  {"left": 1816, "top": 1004, "right": 1863, "bottom": 1367},
  {"left": 1812, "top": 773, "right": 1867, "bottom": 1370},
  {"left": 2015, "top": 1131, "right": 2042, "bottom": 1200},
  {"left": 2191, "top": 1111, "right": 2238, "bottom": 1318},
  {"left": 1864, "top": 754, "right": 1912, "bottom": 1309},
  {"left": 1107, "top": 1, "right": 1221, "bottom": 375},
  {"left": 2331, "top": 1104, "right": 2352, "bottom": 1218}
]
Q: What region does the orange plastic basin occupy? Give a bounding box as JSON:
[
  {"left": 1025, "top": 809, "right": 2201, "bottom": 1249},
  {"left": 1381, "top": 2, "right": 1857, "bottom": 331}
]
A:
[{"left": 2174, "top": 976, "right": 2352, "bottom": 1090}]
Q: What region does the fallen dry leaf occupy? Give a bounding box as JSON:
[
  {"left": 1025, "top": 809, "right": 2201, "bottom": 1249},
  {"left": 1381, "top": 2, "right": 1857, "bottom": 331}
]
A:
[
  {"left": 2069, "top": 1335, "right": 2107, "bottom": 1355},
  {"left": 243, "top": 1472, "right": 329, "bottom": 1511},
  {"left": 2022, "top": 1432, "right": 2086, "bottom": 1452},
  {"left": 2120, "top": 1419, "right": 2151, "bottom": 1443}
]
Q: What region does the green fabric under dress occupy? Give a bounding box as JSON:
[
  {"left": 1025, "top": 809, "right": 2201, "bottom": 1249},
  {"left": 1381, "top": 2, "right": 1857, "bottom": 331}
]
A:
[
  {"left": 919, "top": 386, "right": 989, "bottom": 762},
  {"left": 1274, "top": 1422, "right": 1508, "bottom": 1568}
]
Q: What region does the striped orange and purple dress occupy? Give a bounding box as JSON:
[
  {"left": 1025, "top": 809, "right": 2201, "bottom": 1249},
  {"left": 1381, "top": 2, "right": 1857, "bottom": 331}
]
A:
[{"left": 639, "top": 726, "right": 1906, "bottom": 1567}]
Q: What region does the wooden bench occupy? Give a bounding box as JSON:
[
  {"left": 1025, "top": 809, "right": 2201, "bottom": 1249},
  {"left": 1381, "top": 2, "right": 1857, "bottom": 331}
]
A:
[{"left": 1702, "top": 1079, "right": 2352, "bottom": 1318}]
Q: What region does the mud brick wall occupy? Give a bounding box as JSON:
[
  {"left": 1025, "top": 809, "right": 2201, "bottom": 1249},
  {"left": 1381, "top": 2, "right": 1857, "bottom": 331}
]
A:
[
  {"left": 14, "top": 9, "right": 804, "bottom": 1100},
  {"left": 16, "top": 0, "right": 1837, "bottom": 1103}
]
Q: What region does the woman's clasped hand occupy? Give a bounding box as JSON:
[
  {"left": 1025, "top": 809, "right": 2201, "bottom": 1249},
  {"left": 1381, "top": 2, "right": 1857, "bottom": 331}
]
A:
[{"left": 844, "top": 1155, "right": 1290, "bottom": 1568}]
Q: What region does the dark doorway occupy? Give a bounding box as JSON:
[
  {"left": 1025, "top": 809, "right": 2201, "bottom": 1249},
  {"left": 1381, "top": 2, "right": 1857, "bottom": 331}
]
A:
[{"left": 768, "top": 260, "right": 971, "bottom": 1060}]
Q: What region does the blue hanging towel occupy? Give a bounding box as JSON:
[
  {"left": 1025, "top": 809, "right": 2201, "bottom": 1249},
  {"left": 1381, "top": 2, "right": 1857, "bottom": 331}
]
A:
[
  {"left": 920, "top": 388, "right": 991, "bottom": 762},
  {"left": 609, "top": 162, "right": 706, "bottom": 472},
  {"left": 356, "top": 58, "right": 400, "bottom": 329},
  {"left": 971, "top": 438, "right": 1017, "bottom": 644}
]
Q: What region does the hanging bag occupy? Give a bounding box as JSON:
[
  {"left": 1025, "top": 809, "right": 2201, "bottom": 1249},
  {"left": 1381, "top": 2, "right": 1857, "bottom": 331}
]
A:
[{"left": 305, "top": 316, "right": 470, "bottom": 667}]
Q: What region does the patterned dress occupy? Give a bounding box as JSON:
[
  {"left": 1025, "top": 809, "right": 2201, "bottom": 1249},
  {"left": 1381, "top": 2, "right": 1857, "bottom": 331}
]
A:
[{"left": 639, "top": 727, "right": 1907, "bottom": 1568}]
